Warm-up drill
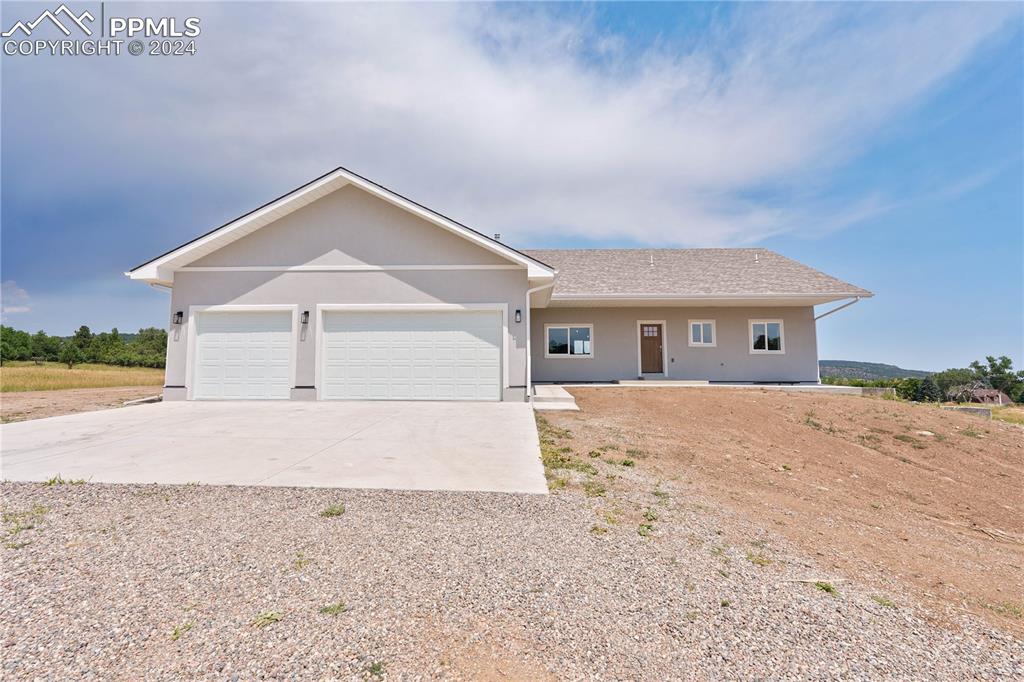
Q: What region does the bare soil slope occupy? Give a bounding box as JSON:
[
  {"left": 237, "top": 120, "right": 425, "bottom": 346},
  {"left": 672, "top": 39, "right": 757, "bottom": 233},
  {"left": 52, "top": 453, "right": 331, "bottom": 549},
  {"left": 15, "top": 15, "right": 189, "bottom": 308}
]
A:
[
  {"left": 0, "top": 387, "right": 160, "bottom": 423},
  {"left": 551, "top": 387, "right": 1024, "bottom": 632}
]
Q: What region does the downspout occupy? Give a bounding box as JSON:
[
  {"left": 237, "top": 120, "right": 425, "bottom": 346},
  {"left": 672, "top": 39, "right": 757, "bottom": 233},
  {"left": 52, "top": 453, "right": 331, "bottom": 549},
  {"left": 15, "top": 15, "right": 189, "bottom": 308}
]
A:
[
  {"left": 524, "top": 280, "right": 556, "bottom": 403},
  {"left": 814, "top": 297, "right": 861, "bottom": 321}
]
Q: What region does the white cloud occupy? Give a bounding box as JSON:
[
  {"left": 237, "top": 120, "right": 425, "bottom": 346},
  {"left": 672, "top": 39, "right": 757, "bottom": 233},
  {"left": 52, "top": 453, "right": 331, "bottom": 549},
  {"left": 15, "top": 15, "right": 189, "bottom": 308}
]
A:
[
  {"left": 3, "top": 3, "right": 1018, "bottom": 246},
  {"left": 1, "top": 280, "right": 31, "bottom": 315}
]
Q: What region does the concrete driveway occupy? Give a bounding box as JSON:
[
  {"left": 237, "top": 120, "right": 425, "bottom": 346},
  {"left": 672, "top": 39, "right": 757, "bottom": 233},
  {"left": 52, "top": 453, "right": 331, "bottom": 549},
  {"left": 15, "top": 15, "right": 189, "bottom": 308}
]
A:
[{"left": 0, "top": 401, "right": 547, "bottom": 494}]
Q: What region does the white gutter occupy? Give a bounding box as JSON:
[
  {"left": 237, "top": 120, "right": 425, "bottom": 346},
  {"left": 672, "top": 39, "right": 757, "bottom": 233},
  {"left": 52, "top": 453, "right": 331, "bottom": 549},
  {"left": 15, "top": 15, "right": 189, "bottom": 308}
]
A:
[
  {"left": 814, "top": 297, "right": 861, "bottom": 321},
  {"left": 524, "top": 280, "right": 556, "bottom": 403},
  {"left": 148, "top": 282, "right": 172, "bottom": 293}
]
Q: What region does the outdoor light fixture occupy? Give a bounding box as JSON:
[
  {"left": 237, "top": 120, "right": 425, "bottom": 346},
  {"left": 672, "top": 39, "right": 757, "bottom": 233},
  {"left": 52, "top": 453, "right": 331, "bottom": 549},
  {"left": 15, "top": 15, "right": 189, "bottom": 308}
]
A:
[
  {"left": 172, "top": 311, "right": 183, "bottom": 325},
  {"left": 515, "top": 309, "right": 522, "bottom": 324},
  {"left": 301, "top": 310, "right": 310, "bottom": 325}
]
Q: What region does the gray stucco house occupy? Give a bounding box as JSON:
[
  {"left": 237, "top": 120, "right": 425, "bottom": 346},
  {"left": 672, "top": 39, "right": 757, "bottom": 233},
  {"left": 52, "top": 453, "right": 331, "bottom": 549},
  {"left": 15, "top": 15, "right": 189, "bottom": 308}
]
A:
[{"left": 128, "top": 167, "right": 872, "bottom": 402}]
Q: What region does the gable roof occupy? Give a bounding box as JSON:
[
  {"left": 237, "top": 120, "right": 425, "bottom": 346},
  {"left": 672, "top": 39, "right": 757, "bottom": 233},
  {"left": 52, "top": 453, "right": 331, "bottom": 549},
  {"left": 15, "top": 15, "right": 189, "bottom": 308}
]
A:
[
  {"left": 522, "top": 248, "right": 872, "bottom": 306},
  {"left": 127, "top": 167, "right": 555, "bottom": 284}
]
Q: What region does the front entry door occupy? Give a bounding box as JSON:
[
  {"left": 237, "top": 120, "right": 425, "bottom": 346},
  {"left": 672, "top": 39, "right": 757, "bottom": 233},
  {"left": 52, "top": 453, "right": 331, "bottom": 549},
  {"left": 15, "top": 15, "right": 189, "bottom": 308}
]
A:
[{"left": 640, "top": 323, "right": 664, "bottom": 374}]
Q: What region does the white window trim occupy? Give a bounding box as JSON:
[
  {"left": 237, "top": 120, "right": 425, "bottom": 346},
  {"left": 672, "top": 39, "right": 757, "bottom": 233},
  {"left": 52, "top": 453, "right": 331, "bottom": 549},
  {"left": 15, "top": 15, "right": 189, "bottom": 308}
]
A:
[
  {"left": 635, "top": 320, "right": 669, "bottom": 377},
  {"left": 314, "top": 303, "right": 509, "bottom": 400},
  {"left": 185, "top": 304, "right": 300, "bottom": 401},
  {"left": 544, "top": 323, "right": 594, "bottom": 359},
  {"left": 749, "top": 319, "right": 785, "bottom": 355},
  {"left": 688, "top": 319, "right": 717, "bottom": 347}
]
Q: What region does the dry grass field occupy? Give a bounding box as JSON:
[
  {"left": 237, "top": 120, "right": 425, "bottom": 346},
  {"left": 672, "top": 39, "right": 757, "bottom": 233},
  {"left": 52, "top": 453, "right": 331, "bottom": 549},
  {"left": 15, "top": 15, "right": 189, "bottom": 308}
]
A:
[{"left": 0, "top": 362, "right": 164, "bottom": 393}]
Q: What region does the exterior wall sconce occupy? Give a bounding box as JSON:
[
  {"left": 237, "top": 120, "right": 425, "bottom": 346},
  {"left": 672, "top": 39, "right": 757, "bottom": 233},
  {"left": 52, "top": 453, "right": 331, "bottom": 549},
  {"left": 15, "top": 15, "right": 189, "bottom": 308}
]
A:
[
  {"left": 172, "top": 311, "right": 183, "bottom": 325},
  {"left": 301, "top": 310, "right": 310, "bottom": 325},
  {"left": 514, "top": 309, "right": 522, "bottom": 324}
]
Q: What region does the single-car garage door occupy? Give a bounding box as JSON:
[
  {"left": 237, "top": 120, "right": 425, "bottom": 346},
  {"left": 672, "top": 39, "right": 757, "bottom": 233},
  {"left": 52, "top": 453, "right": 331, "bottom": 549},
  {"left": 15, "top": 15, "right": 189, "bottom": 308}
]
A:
[
  {"left": 192, "top": 310, "right": 293, "bottom": 400},
  {"left": 321, "top": 310, "right": 502, "bottom": 401}
]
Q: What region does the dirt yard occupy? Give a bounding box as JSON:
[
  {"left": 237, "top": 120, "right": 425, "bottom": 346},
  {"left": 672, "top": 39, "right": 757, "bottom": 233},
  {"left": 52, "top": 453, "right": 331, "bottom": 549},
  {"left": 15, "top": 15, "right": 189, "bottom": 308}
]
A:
[
  {"left": 0, "top": 387, "right": 162, "bottom": 423},
  {"left": 548, "top": 387, "right": 1024, "bottom": 633}
]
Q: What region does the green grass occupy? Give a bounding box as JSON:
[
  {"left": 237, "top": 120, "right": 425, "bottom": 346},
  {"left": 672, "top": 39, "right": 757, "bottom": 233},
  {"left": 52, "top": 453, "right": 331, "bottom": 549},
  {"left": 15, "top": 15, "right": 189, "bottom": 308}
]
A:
[
  {"left": 42, "top": 474, "right": 86, "bottom": 486},
  {"left": 814, "top": 581, "right": 838, "bottom": 595},
  {"left": 319, "top": 602, "right": 348, "bottom": 615},
  {"left": 170, "top": 622, "right": 193, "bottom": 641},
  {"left": 746, "top": 552, "right": 771, "bottom": 567},
  {"left": 986, "top": 601, "right": 1023, "bottom": 619},
  {"left": 251, "top": 610, "right": 283, "bottom": 628},
  {"left": 0, "top": 361, "right": 164, "bottom": 392},
  {"left": 582, "top": 480, "right": 606, "bottom": 497},
  {"left": 619, "top": 458, "right": 635, "bottom": 467},
  {"left": 320, "top": 503, "right": 345, "bottom": 518},
  {"left": 367, "top": 661, "right": 386, "bottom": 678}
]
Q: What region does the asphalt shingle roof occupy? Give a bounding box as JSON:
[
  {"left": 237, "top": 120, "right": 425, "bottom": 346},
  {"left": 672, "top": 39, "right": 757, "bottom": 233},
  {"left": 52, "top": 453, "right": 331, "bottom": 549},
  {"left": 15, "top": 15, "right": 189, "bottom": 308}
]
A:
[{"left": 521, "top": 248, "right": 872, "bottom": 298}]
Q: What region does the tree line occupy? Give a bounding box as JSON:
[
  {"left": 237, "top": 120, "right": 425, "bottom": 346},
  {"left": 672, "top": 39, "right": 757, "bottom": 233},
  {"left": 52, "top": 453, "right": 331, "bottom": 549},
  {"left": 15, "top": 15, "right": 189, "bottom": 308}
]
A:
[
  {"left": 822, "top": 355, "right": 1023, "bottom": 403},
  {"left": 0, "top": 325, "right": 167, "bottom": 369}
]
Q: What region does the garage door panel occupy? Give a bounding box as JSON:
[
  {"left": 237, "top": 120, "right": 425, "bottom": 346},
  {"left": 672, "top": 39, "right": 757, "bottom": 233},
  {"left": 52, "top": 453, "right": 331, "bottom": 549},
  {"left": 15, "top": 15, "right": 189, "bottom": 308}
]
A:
[
  {"left": 321, "top": 310, "right": 501, "bottom": 401},
  {"left": 193, "top": 311, "right": 293, "bottom": 400}
]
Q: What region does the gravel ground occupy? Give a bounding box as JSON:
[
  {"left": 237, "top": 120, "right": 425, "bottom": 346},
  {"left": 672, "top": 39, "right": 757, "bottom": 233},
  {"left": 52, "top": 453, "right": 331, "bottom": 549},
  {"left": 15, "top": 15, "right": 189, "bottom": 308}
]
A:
[{"left": 2, "top": 476, "right": 1020, "bottom": 680}]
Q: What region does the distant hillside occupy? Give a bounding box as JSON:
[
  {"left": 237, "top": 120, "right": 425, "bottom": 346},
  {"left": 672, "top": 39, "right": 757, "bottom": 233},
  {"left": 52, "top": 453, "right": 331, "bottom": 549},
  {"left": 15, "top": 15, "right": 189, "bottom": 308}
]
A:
[{"left": 819, "top": 360, "right": 931, "bottom": 380}]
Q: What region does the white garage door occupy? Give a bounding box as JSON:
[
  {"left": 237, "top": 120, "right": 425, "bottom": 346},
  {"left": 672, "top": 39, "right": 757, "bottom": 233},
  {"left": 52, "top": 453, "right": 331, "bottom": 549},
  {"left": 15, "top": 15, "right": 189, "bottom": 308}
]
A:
[
  {"left": 321, "top": 310, "right": 502, "bottom": 401},
  {"left": 192, "top": 311, "right": 293, "bottom": 400}
]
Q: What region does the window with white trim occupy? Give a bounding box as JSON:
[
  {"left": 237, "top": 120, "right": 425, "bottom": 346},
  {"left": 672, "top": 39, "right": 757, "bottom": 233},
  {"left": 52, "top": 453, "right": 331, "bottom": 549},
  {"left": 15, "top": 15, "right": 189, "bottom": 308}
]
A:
[
  {"left": 545, "top": 324, "right": 593, "bottom": 358},
  {"left": 688, "top": 320, "right": 716, "bottom": 347},
  {"left": 750, "top": 320, "right": 784, "bottom": 353}
]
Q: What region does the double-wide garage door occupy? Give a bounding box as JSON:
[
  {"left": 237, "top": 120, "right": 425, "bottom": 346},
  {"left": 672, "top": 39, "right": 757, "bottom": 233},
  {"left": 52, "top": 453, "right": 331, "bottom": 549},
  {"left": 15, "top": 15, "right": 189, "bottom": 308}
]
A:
[
  {"left": 321, "top": 310, "right": 501, "bottom": 401},
  {"left": 192, "top": 309, "right": 502, "bottom": 401}
]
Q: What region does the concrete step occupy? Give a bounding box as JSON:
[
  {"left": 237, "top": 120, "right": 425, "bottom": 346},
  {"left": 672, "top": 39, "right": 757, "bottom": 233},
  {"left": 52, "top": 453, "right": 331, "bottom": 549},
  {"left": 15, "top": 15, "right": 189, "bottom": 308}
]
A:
[{"left": 532, "top": 385, "right": 579, "bottom": 411}]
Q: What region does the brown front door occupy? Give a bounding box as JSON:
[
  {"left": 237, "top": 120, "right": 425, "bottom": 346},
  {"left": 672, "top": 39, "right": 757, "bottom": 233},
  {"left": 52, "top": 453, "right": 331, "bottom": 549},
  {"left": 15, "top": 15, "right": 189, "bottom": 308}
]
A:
[{"left": 640, "top": 323, "right": 664, "bottom": 374}]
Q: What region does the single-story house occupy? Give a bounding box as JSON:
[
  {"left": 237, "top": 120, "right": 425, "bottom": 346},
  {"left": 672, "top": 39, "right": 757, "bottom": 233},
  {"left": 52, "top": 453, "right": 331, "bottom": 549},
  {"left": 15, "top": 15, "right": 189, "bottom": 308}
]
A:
[{"left": 127, "top": 167, "right": 873, "bottom": 402}]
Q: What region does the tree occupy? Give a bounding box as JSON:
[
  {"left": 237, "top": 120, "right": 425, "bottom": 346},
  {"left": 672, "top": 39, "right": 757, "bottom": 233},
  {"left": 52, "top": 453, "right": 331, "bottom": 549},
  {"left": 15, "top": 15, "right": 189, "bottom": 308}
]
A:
[
  {"left": 894, "top": 377, "right": 921, "bottom": 401},
  {"left": 969, "top": 356, "right": 1024, "bottom": 403},
  {"left": 931, "top": 367, "right": 977, "bottom": 397},
  {"left": 0, "top": 326, "right": 33, "bottom": 362},
  {"left": 30, "top": 330, "right": 61, "bottom": 361},
  {"left": 58, "top": 341, "right": 83, "bottom": 369},
  {"left": 915, "top": 375, "right": 942, "bottom": 402}
]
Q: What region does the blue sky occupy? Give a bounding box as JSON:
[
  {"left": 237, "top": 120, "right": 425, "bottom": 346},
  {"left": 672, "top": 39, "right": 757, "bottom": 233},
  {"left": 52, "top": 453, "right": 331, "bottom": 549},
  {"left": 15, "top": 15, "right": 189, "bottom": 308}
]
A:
[{"left": 1, "top": 2, "right": 1021, "bottom": 371}]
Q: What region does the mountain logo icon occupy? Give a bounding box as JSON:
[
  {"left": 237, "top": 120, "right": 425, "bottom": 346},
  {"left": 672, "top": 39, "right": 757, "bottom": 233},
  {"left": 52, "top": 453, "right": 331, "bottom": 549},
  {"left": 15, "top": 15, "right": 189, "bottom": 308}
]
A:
[{"left": 2, "top": 4, "right": 95, "bottom": 38}]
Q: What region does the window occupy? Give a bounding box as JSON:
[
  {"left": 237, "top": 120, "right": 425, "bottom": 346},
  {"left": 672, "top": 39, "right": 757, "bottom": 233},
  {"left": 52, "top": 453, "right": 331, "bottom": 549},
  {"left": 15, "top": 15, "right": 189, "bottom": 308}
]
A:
[
  {"left": 545, "top": 324, "right": 593, "bottom": 358},
  {"left": 750, "top": 320, "right": 784, "bottom": 354},
  {"left": 688, "top": 320, "right": 716, "bottom": 347}
]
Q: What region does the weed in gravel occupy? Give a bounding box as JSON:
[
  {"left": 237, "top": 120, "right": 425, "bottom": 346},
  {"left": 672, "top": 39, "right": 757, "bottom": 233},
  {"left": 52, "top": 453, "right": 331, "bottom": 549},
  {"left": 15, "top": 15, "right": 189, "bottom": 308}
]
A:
[
  {"left": 587, "top": 450, "right": 602, "bottom": 458},
  {"left": 542, "top": 446, "right": 598, "bottom": 477},
  {"left": 625, "top": 448, "right": 647, "bottom": 458},
  {"left": 170, "top": 622, "right": 193, "bottom": 641},
  {"left": 781, "top": 464, "right": 792, "bottom": 471},
  {"left": 535, "top": 414, "right": 572, "bottom": 443},
  {"left": 652, "top": 488, "right": 669, "bottom": 502},
  {"left": 366, "top": 661, "right": 386, "bottom": 678},
  {"left": 251, "top": 611, "right": 283, "bottom": 628},
  {"left": 638, "top": 523, "right": 654, "bottom": 537},
  {"left": 293, "top": 552, "right": 311, "bottom": 569},
  {"left": 720, "top": 599, "right": 731, "bottom": 607},
  {"left": 597, "top": 444, "right": 620, "bottom": 452},
  {"left": 3, "top": 504, "right": 49, "bottom": 537},
  {"left": 814, "top": 581, "right": 838, "bottom": 595},
  {"left": 4, "top": 540, "right": 31, "bottom": 549},
  {"left": 319, "top": 602, "right": 348, "bottom": 615},
  {"left": 590, "top": 524, "right": 609, "bottom": 535},
  {"left": 582, "top": 480, "right": 606, "bottom": 497},
  {"left": 986, "top": 601, "right": 1023, "bottom": 619},
  {"left": 42, "top": 474, "right": 85, "bottom": 486},
  {"left": 804, "top": 411, "right": 836, "bottom": 434},
  {"left": 746, "top": 552, "right": 771, "bottom": 567},
  {"left": 870, "top": 595, "right": 896, "bottom": 609},
  {"left": 320, "top": 503, "right": 346, "bottom": 518},
  {"left": 547, "top": 476, "right": 568, "bottom": 490},
  {"left": 962, "top": 428, "right": 981, "bottom": 438},
  {"left": 620, "top": 458, "right": 636, "bottom": 467},
  {"left": 642, "top": 508, "right": 658, "bottom": 522},
  {"left": 599, "top": 509, "right": 619, "bottom": 525},
  {"left": 685, "top": 610, "right": 700, "bottom": 621},
  {"left": 710, "top": 546, "right": 725, "bottom": 557}
]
